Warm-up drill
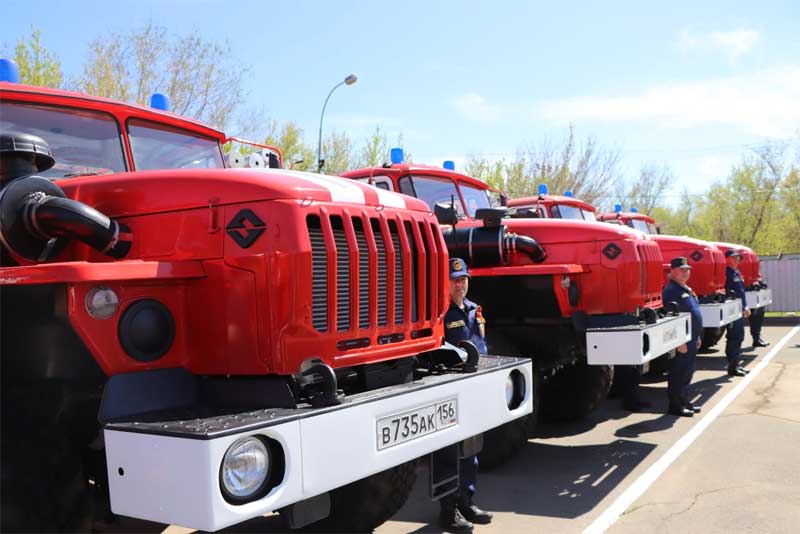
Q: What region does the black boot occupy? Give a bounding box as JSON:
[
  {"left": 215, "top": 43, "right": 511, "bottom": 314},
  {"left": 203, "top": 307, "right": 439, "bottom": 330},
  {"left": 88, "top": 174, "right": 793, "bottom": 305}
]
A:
[
  {"left": 752, "top": 336, "right": 769, "bottom": 347},
  {"left": 439, "top": 496, "right": 474, "bottom": 532},
  {"left": 458, "top": 495, "right": 493, "bottom": 525}
]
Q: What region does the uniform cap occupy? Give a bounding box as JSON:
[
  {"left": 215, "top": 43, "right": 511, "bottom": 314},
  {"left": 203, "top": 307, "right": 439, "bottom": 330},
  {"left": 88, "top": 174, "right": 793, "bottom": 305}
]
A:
[
  {"left": 670, "top": 256, "right": 692, "bottom": 269},
  {"left": 724, "top": 249, "right": 742, "bottom": 258},
  {"left": 449, "top": 257, "right": 470, "bottom": 279}
]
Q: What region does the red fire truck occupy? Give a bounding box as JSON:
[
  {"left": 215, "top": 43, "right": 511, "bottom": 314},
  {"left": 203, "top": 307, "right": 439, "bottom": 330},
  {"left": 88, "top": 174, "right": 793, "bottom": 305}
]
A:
[
  {"left": 341, "top": 157, "right": 690, "bottom": 464},
  {"left": 507, "top": 191, "right": 744, "bottom": 348},
  {"left": 0, "top": 69, "right": 533, "bottom": 532}
]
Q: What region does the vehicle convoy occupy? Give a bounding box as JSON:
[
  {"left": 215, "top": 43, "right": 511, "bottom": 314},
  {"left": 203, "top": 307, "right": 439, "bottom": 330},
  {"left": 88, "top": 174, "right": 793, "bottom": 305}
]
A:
[
  {"left": 341, "top": 156, "right": 690, "bottom": 464},
  {"left": 0, "top": 69, "right": 533, "bottom": 532},
  {"left": 507, "top": 190, "right": 744, "bottom": 349}
]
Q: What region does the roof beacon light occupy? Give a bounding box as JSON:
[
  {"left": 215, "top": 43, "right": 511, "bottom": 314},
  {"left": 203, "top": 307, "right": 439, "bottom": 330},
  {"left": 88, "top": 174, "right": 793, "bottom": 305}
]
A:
[
  {"left": 537, "top": 184, "right": 548, "bottom": 195},
  {"left": 631, "top": 207, "right": 638, "bottom": 213},
  {"left": 614, "top": 203, "right": 622, "bottom": 213},
  {"left": 564, "top": 190, "right": 574, "bottom": 198},
  {"left": 0, "top": 59, "right": 20, "bottom": 84},
  {"left": 390, "top": 147, "right": 404, "bottom": 165},
  {"left": 149, "top": 93, "right": 170, "bottom": 111},
  {"left": 443, "top": 160, "right": 455, "bottom": 170}
]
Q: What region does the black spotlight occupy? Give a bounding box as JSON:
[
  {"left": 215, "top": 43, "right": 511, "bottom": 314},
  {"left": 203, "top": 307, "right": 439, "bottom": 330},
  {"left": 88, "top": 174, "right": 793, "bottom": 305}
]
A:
[{"left": 118, "top": 300, "right": 175, "bottom": 362}]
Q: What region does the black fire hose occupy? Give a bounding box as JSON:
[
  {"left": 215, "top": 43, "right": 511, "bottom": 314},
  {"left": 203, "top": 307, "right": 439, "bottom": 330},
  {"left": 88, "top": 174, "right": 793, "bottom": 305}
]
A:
[
  {"left": 442, "top": 225, "right": 546, "bottom": 267},
  {"left": 22, "top": 193, "right": 131, "bottom": 259},
  {"left": 0, "top": 176, "right": 131, "bottom": 261}
]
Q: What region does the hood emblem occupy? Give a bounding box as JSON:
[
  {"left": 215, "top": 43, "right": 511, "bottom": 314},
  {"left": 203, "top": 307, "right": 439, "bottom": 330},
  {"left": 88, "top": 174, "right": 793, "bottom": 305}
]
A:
[{"left": 226, "top": 209, "right": 266, "bottom": 248}]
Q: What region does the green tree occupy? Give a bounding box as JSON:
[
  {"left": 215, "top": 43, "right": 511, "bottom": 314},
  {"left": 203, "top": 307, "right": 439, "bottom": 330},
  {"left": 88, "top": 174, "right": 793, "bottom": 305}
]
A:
[
  {"left": 77, "top": 23, "right": 245, "bottom": 130},
  {"left": 320, "top": 131, "right": 353, "bottom": 175},
  {"left": 14, "top": 28, "right": 63, "bottom": 88},
  {"left": 262, "top": 120, "right": 315, "bottom": 171},
  {"left": 356, "top": 126, "right": 390, "bottom": 167}
]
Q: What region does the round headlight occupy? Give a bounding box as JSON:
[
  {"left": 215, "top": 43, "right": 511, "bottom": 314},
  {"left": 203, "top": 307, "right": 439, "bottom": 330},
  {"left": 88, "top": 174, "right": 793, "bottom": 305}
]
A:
[
  {"left": 85, "top": 286, "right": 119, "bottom": 319},
  {"left": 506, "top": 370, "right": 526, "bottom": 410},
  {"left": 220, "top": 436, "right": 270, "bottom": 501}
]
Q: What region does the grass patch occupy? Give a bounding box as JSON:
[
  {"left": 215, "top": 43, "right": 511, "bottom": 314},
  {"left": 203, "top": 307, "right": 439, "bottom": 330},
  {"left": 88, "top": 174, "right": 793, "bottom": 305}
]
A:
[{"left": 765, "top": 311, "right": 798, "bottom": 317}]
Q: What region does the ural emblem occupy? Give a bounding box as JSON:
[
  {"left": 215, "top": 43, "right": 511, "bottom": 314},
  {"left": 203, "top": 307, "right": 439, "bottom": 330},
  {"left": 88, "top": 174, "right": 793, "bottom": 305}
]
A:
[
  {"left": 602, "top": 243, "right": 622, "bottom": 260},
  {"left": 226, "top": 209, "right": 266, "bottom": 249},
  {"left": 690, "top": 250, "right": 703, "bottom": 262}
]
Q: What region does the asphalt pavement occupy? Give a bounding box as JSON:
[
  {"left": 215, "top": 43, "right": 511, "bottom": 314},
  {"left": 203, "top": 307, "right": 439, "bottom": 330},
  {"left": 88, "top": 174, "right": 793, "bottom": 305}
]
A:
[{"left": 379, "top": 324, "right": 800, "bottom": 534}]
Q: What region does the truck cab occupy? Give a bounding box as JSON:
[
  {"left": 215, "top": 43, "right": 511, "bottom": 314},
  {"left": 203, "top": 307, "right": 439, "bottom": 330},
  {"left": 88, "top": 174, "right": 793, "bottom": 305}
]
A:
[
  {"left": 1, "top": 76, "right": 533, "bottom": 532},
  {"left": 341, "top": 158, "right": 690, "bottom": 424}
]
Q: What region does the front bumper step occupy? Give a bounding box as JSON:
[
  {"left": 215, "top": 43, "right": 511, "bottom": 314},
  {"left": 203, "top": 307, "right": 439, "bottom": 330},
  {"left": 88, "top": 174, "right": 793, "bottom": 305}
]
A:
[
  {"left": 699, "top": 299, "right": 742, "bottom": 328},
  {"left": 746, "top": 288, "right": 772, "bottom": 309},
  {"left": 586, "top": 313, "right": 691, "bottom": 365}
]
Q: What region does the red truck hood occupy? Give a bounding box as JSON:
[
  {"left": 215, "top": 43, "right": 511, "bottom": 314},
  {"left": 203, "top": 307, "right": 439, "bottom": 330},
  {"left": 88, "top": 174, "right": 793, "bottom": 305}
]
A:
[
  {"left": 58, "top": 168, "right": 431, "bottom": 218},
  {"left": 501, "top": 218, "right": 648, "bottom": 244}
]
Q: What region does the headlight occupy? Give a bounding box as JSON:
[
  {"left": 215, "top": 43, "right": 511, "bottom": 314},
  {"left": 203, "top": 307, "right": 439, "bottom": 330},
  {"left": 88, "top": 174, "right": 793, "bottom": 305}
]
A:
[
  {"left": 220, "top": 436, "right": 270, "bottom": 501},
  {"left": 85, "top": 286, "right": 119, "bottom": 319},
  {"left": 505, "top": 369, "right": 526, "bottom": 410}
]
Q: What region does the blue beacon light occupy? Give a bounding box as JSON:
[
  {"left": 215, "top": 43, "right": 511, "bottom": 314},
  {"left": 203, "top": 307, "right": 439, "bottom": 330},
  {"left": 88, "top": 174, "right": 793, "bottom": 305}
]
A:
[
  {"left": 443, "top": 160, "right": 455, "bottom": 170},
  {"left": 537, "top": 184, "right": 548, "bottom": 195},
  {"left": 149, "top": 93, "right": 170, "bottom": 111},
  {"left": 631, "top": 207, "right": 638, "bottom": 213},
  {"left": 564, "top": 190, "right": 574, "bottom": 197},
  {"left": 0, "top": 59, "right": 20, "bottom": 83},
  {"left": 390, "top": 147, "right": 404, "bottom": 164},
  {"left": 614, "top": 203, "right": 622, "bottom": 213}
]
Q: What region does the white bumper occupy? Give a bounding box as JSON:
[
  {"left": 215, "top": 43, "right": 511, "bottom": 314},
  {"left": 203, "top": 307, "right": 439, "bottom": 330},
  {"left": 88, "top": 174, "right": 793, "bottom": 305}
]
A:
[
  {"left": 104, "top": 357, "right": 532, "bottom": 531},
  {"left": 586, "top": 313, "right": 691, "bottom": 366},
  {"left": 746, "top": 288, "right": 772, "bottom": 309},
  {"left": 699, "top": 299, "right": 742, "bottom": 328}
]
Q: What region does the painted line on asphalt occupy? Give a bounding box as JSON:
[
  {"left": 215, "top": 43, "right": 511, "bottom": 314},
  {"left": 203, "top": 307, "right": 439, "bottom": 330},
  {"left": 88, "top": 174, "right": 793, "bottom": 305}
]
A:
[{"left": 584, "top": 325, "right": 800, "bottom": 534}]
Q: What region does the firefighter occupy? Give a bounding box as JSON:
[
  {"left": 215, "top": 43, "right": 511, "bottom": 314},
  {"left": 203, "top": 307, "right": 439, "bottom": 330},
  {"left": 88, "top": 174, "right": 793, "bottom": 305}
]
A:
[
  {"left": 750, "top": 273, "right": 769, "bottom": 347},
  {"left": 662, "top": 257, "right": 703, "bottom": 417},
  {"left": 725, "top": 250, "right": 751, "bottom": 376},
  {"left": 439, "top": 257, "right": 492, "bottom": 532}
]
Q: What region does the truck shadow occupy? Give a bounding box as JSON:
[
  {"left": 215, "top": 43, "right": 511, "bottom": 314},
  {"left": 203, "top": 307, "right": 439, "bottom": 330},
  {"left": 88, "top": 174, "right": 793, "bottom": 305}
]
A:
[{"left": 391, "top": 437, "right": 657, "bottom": 531}]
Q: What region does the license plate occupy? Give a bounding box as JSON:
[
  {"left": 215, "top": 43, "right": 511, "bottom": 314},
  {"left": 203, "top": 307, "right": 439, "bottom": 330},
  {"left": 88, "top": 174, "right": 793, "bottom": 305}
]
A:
[
  {"left": 376, "top": 398, "right": 458, "bottom": 450},
  {"left": 663, "top": 325, "right": 678, "bottom": 344}
]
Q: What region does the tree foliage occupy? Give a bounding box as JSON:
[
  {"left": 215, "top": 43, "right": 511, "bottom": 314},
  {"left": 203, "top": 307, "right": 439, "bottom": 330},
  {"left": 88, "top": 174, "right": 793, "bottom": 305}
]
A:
[{"left": 14, "top": 28, "right": 63, "bottom": 88}]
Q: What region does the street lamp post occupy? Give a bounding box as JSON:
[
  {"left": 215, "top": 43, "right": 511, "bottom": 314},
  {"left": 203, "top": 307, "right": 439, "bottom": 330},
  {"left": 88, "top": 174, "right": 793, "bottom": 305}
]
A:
[{"left": 317, "top": 74, "right": 357, "bottom": 173}]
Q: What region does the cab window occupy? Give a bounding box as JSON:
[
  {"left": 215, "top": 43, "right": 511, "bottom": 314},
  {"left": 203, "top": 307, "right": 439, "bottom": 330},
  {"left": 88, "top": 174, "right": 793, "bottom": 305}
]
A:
[
  {"left": 128, "top": 119, "right": 224, "bottom": 170},
  {"left": 1, "top": 102, "right": 127, "bottom": 179},
  {"left": 582, "top": 209, "right": 597, "bottom": 221},
  {"left": 459, "top": 183, "right": 492, "bottom": 216},
  {"left": 627, "top": 219, "right": 652, "bottom": 234},
  {"left": 398, "top": 175, "right": 465, "bottom": 216},
  {"left": 551, "top": 204, "right": 584, "bottom": 220}
]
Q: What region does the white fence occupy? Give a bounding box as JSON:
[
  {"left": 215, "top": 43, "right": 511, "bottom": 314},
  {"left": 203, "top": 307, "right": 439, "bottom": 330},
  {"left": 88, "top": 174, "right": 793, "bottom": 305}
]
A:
[{"left": 761, "top": 253, "right": 800, "bottom": 312}]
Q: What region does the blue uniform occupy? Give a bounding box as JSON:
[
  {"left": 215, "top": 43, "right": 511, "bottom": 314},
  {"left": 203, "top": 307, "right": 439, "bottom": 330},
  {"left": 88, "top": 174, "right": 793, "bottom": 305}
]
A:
[
  {"left": 444, "top": 298, "right": 488, "bottom": 355},
  {"left": 725, "top": 266, "right": 747, "bottom": 368},
  {"left": 663, "top": 279, "right": 703, "bottom": 407}
]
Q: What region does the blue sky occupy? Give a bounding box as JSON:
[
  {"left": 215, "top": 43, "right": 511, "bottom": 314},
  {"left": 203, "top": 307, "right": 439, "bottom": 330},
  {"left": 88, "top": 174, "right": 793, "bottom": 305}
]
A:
[{"left": 2, "top": 0, "right": 799, "bottom": 198}]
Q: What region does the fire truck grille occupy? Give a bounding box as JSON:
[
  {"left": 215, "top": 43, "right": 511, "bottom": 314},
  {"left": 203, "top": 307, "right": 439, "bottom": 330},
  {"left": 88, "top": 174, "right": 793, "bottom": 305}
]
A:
[
  {"left": 638, "top": 242, "right": 664, "bottom": 304},
  {"left": 307, "top": 216, "right": 328, "bottom": 332},
  {"left": 306, "top": 211, "right": 441, "bottom": 338}
]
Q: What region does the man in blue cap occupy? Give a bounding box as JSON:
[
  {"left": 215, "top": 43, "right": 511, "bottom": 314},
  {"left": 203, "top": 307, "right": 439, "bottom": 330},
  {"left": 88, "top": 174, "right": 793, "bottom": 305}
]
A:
[
  {"left": 725, "top": 249, "right": 750, "bottom": 376},
  {"left": 438, "top": 257, "right": 492, "bottom": 532},
  {"left": 662, "top": 257, "right": 703, "bottom": 417}
]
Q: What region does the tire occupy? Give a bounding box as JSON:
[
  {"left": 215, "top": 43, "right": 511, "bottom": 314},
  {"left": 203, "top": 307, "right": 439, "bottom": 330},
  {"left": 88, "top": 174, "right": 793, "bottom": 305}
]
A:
[
  {"left": 477, "top": 370, "right": 542, "bottom": 470},
  {"left": 298, "top": 461, "right": 417, "bottom": 531},
  {"left": 540, "top": 362, "right": 614, "bottom": 422},
  {"left": 701, "top": 327, "right": 725, "bottom": 350}
]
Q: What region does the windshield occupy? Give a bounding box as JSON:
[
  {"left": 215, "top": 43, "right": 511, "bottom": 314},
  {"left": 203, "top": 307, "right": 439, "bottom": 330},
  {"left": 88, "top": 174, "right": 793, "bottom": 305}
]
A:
[
  {"left": 398, "top": 175, "right": 465, "bottom": 216},
  {"left": 582, "top": 209, "right": 597, "bottom": 221},
  {"left": 551, "top": 204, "right": 584, "bottom": 220},
  {"left": 628, "top": 219, "right": 652, "bottom": 234},
  {"left": 1, "top": 102, "right": 127, "bottom": 179},
  {"left": 128, "top": 119, "right": 224, "bottom": 170},
  {"left": 459, "top": 183, "right": 492, "bottom": 216}
]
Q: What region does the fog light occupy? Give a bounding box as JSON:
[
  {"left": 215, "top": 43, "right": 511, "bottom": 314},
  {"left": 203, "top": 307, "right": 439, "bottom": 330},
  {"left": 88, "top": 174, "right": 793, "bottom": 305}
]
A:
[
  {"left": 220, "top": 436, "right": 270, "bottom": 501},
  {"left": 85, "top": 286, "right": 119, "bottom": 319},
  {"left": 505, "top": 369, "right": 526, "bottom": 410}
]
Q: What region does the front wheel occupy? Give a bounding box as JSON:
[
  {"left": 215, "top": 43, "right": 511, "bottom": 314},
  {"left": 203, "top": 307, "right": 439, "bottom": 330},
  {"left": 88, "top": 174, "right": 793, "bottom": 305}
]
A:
[
  {"left": 297, "top": 461, "right": 417, "bottom": 531},
  {"left": 540, "top": 362, "right": 614, "bottom": 422}
]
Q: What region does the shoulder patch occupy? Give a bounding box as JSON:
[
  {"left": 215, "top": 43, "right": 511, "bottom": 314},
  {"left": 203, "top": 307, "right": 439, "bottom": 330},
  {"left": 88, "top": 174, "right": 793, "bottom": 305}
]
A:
[{"left": 446, "top": 320, "right": 465, "bottom": 329}]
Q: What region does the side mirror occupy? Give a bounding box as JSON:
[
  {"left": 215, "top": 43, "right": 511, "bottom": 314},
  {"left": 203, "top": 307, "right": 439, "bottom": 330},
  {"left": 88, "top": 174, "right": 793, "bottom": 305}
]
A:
[{"left": 434, "top": 201, "right": 458, "bottom": 226}]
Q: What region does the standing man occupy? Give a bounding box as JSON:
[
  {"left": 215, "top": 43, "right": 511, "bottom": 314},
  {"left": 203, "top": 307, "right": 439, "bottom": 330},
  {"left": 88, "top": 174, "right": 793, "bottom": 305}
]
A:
[
  {"left": 749, "top": 273, "right": 769, "bottom": 347},
  {"left": 662, "top": 257, "right": 703, "bottom": 417},
  {"left": 725, "top": 250, "right": 750, "bottom": 376},
  {"left": 439, "top": 258, "right": 492, "bottom": 532}
]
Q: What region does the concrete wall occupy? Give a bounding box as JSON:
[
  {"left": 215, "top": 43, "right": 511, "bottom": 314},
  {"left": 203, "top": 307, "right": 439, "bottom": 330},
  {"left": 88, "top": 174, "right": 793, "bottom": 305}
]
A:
[{"left": 760, "top": 253, "right": 800, "bottom": 312}]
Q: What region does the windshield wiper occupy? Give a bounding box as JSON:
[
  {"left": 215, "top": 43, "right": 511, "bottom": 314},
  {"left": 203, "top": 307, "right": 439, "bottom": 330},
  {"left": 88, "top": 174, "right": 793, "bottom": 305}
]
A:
[{"left": 62, "top": 171, "right": 108, "bottom": 178}]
